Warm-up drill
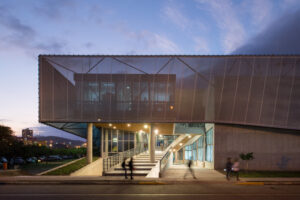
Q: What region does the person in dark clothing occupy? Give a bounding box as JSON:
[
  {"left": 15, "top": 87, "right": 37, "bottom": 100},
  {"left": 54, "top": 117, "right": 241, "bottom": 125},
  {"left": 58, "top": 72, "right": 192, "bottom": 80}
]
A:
[
  {"left": 121, "top": 158, "right": 128, "bottom": 179},
  {"left": 184, "top": 159, "right": 197, "bottom": 179},
  {"left": 226, "top": 157, "right": 232, "bottom": 180},
  {"left": 128, "top": 157, "right": 134, "bottom": 180}
]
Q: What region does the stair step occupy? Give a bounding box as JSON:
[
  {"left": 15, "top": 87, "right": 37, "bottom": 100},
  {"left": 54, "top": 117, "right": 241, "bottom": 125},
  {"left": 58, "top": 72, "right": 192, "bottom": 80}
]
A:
[
  {"left": 132, "top": 160, "right": 159, "bottom": 163},
  {"left": 114, "top": 166, "right": 153, "bottom": 170},
  {"left": 104, "top": 170, "right": 149, "bottom": 176}
]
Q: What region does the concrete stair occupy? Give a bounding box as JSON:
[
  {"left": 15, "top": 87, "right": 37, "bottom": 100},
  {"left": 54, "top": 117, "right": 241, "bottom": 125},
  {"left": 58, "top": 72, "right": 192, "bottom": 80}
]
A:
[{"left": 103, "top": 152, "right": 163, "bottom": 177}]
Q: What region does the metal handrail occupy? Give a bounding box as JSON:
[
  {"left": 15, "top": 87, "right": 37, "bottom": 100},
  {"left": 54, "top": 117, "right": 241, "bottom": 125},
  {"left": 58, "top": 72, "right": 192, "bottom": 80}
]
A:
[{"left": 103, "top": 145, "right": 147, "bottom": 173}]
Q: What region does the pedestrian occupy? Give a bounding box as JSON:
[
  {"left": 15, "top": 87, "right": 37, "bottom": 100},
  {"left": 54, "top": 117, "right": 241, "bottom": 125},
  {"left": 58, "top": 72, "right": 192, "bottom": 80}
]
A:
[
  {"left": 184, "top": 159, "right": 197, "bottom": 179},
  {"left": 232, "top": 158, "right": 240, "bottom": 181},
  {"left": 128, "top": 157, "right": 134, "bottom": 180},
  {"left": 225, "top": 157, "right": 232, "bottom": 180},
  {"left": 121, "top": 158, "right": 128, "bottom": 179}
]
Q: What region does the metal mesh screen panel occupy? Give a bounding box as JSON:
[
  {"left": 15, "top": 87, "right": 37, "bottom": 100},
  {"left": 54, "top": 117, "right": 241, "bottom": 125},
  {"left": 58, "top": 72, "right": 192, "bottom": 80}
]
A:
[{"left": 39, "top": 55, "right": 300, "bottom": 130}]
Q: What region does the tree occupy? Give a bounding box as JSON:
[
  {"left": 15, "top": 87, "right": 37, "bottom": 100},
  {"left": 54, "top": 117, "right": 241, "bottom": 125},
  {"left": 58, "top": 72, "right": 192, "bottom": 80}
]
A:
[
  {"left": 0, "top": 125, "right": 17, "bottom": 159},
  {"left": 239, "top": 152, "right": 254, "bottom": 172}
]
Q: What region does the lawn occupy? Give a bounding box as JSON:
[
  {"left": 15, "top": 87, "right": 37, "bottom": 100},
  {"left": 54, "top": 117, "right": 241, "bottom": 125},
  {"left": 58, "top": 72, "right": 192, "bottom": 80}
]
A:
[
  {"left": 21, "top": 159, "right": 76, "bottom": 175},
  {"left": 44, "top": 157, "right": 99, "bottom": 175}
]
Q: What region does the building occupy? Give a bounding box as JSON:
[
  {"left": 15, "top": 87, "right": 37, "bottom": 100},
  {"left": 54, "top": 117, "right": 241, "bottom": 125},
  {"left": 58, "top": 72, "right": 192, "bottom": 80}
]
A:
[
  {"left": 39, "top": 55, "right": 300, "bottom": 171},
  {"left": 22, "top": 128, "right": 34, "bottom": 145},
  {"left": 22, "top": 128, "right": 33, "bottom": 140}
]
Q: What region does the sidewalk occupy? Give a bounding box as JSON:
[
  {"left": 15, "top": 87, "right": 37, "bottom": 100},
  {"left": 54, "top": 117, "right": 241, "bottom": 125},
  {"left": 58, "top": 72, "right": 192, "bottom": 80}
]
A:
[{"left": 0, "top": 175, "right": 300, "bottom": 185}]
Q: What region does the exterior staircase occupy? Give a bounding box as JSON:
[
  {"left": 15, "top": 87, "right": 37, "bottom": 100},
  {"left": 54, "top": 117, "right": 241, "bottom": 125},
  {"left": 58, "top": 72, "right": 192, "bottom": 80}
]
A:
[{"left": 103, "top": 152, "right": 163, "bottom": 177}]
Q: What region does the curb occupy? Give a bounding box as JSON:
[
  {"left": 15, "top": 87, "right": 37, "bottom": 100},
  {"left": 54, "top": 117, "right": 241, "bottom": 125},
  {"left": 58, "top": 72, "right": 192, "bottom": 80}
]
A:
[{"left": 1, "top": 179, "right": 300, "bottom": 185}]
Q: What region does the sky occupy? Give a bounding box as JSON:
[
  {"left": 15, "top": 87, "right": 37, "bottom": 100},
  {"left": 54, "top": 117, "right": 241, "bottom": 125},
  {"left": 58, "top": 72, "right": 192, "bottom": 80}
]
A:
[{"left": 0, "top": 0, "right": 300, "bottom": 140}]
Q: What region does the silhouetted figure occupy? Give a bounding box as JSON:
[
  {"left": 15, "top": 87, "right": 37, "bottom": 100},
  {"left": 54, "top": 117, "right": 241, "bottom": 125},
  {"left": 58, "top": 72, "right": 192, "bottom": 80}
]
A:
[
  {"left": 128, "top": 157, "right": 134, "bottom": 180},
  {"left": 226, "top": 157, "right": 232, "bottom": 180},
  {"left": 121, "top": 158, "right": 128, "bottom": 179},
  {"left": 232, "top": 158, "right": 240, "bottom": 181},
  {"left": 184, "top": 159, "right": 197, "bottom": 179}
]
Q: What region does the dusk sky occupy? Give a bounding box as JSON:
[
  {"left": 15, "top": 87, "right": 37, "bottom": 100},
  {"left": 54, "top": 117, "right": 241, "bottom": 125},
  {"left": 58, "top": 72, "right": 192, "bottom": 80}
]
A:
[{"left": 1, "top": 0, "right": 300, "bottom": 140}]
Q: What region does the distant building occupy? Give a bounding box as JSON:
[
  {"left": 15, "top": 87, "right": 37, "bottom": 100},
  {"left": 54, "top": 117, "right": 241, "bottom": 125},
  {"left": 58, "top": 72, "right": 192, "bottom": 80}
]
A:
[{"left": 22, "top": 128, "right": 33, "bottom": 140}]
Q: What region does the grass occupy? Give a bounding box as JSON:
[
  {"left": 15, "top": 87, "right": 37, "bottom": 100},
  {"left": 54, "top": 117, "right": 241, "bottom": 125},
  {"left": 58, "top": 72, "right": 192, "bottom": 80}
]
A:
[
  {"left": 218, "top": 170, "right": 300, "bottom": 178},
  {"left": 44, "top": 157, "right": 99, "bottom": 176}
]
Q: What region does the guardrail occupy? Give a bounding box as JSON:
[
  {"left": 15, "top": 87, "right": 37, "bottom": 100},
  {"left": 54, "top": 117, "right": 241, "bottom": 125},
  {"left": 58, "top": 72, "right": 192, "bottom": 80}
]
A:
[{"left": 103, "top": 145, "right": 147, "bottom": 173}]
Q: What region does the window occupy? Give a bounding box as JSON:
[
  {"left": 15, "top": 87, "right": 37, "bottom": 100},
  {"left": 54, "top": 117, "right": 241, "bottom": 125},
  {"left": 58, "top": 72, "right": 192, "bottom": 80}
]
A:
[
  {"left": 205, "top": 129, "right": 214, "bottom": 162},
  {"left": 83, "top": 82, "right": 99, "bottom": 102}
]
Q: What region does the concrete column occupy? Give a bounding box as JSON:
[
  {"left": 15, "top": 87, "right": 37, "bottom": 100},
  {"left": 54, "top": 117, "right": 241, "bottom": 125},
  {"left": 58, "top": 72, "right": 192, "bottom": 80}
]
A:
[
  {"left": 105, "top": 129, "right": 108, "bottom": 157},
  {"left": 101, "top": 128, "right": 103, "bottom": 158},
  {"left": 149, "top": 124, "right": 155, "bottom": 163},
  {"left": 87, "top": 123, "right": 93, "bottom": 164}
]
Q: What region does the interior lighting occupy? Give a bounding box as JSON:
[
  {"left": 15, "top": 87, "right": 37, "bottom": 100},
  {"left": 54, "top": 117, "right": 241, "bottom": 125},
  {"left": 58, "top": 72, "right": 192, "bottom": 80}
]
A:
[
  {"left": 127, "top": 124, "right": 131, "bottom": 127},
  {"left": 113, "top": 126, "right": 116, "bottom": 129},
  {"left": 188, "top": 135, "right": 192, "bottom": 138},
  {"left": 109, "top": 123, "right": 112, "bottom": 127},
  {"left": 139, "top": 130, "right": 143, "bottom": 134},
  {"left": 144, "top": 124, "right": 148, "bottom": 129},
  {"left": 97, "top": 118, "right": 101, "bottom": 121},
  {"left": 159, "top": 134, "right": 162, "bottom": 137},
  {"left": 179, "top": 143, "right": 183, "bottom": 146},
  {"left": 173, "top": 149, "right": 176, "bottom": 152},
  {"left": 154, "top": 129, "right": 159, "bottom": 135},
  {"left": 170, "top": 105, "right": 174, "bottom": 110}
]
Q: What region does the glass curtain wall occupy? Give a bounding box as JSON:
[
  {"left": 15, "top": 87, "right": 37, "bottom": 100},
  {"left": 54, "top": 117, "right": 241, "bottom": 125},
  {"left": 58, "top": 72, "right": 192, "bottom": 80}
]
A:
[{"left": 103, "top": 128, "right": 135, "bottom": 156}]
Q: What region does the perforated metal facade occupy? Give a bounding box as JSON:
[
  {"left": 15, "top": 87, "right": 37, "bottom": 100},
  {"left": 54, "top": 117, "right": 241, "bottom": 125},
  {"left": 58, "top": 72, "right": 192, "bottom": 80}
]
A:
[{"left": 39, "top": 55, "right": 300, "bottom": 130}]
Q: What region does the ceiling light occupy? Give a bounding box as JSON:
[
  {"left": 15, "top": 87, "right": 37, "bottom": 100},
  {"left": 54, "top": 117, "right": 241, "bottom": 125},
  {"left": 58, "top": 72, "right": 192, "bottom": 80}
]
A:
[
  {"left": 109, "top": 123, "right": 112, "bottom": 127},
  {"left": 127, "top": 124, "right": 131, "bottom": 127},
  {"left": 170, "top": 105, "right": 174, "bottom": 110},
  {"left": 113, "top": 126, "right": 116, "bottom": 129},
  {"left": 144, "top": 124, "right": 148, "bottom": 129},
  {"left": 179, "top": 143, "right": 182, "bottom": 146},
  {"left": 188, "top": 135, "right": 192, "bottom": 138},
  {"left": 154, "top": 129, "right": 158, "bottom": 134}
]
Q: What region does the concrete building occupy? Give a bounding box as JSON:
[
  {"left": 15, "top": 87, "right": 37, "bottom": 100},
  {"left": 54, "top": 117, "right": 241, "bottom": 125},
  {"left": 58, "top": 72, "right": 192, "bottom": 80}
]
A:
[{"left": 39, "top": 55, "right": 300, "bottom": 172}]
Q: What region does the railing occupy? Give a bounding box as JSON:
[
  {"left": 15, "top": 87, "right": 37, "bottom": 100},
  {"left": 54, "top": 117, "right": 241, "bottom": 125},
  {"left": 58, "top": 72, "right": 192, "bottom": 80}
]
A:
[
  {"left": 103, "top": 145, "right": 147, "bottom": 173},
  {"left": 159, "top": 147, "right": 172, "bottom": 178}
]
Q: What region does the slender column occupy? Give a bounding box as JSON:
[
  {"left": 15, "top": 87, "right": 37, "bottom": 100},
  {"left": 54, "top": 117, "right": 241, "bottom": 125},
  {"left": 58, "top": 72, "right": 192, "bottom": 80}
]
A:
[
  {"left": 150, "top": 124, "right": 155, "bottom": 163},
  {"left": 105, "top": 129, "right": 108, "bottom": 157},
  {"left": 87, "top": 123, "right": 93, "bottom": 164},
  {"left": 175, "top": 151, "right": 178, "bottom": 163},
  {"left": 101, "top": 128, "right": 104, "bottom": 157},
  {"left": 203, "top": 134, "right": 206, "bottom": 167}
]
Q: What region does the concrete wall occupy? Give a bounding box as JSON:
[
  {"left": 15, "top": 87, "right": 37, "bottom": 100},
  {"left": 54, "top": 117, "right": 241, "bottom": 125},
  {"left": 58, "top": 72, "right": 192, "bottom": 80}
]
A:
[
  {"left": 214, "top": 124, "right": 300, "bottom": 171},
  {"left": 70, "top": 158, "right": 103, "bottom": 176}
]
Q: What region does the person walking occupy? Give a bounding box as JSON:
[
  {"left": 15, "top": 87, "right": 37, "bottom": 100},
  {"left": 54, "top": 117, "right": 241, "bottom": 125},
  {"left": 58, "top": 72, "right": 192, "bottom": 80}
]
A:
[
  {"left": 225, "top": 157, "right": 232, "bottom": 180},
  {"left": 184, "top": 159, "right": 197, "bottom": 179},
  {"left": 121, "top": 158, "right": 128, "bottom": 179},
  {"left": 232, "top": 158, "right": 240, "bottom": 181},
  {"left": 128, "top": 157, "right": 134, "bottom": 180}
]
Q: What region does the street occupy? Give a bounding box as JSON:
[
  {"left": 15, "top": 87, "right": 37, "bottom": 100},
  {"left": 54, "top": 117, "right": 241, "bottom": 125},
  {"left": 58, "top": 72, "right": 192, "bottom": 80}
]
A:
[{"left": 0, "top": 184, "right": 299, "bottom": 200}]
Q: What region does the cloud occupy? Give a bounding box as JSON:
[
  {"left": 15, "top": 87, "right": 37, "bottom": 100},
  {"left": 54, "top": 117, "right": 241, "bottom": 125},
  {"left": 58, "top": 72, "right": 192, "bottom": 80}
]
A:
[
  {"left": 194, "top": 37, "right": 210, "bottom": 54},
  {"left": 163, "top": 4, "right": 189, "bottom": 30},
  {"left": 0, "top": 6, "right": 36, "bottom": 41},
  {"left": 233, "top": 9, "right": 300, "bottom": 54},
  {"left": 195, "top": 0, "right": 246, "bottom": 53},
  {"left": 33, "top": 0, "right": 75, "bottom": 20},
  {"left": 113, "top": 22, "right": 180, "bottom": 53},
  {"left": 248, "top": 0, "right": 273, "bottom": 31},
  {"left": 0, "top": 5, "right": 67, "bottom": 55}
]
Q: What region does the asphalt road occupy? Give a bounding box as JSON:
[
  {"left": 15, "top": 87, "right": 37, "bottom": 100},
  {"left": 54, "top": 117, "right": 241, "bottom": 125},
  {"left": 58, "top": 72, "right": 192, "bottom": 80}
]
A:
[{"left": 0, "top": 184, "right": 299, "bottom": 200}]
